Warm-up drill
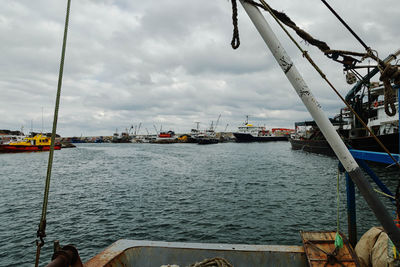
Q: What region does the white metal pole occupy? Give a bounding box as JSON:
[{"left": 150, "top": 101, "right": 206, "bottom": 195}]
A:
[{"left": 239, "top": 0, "right": 400, "bottom": 248}]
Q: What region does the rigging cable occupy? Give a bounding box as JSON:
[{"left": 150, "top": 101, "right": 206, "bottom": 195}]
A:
[
  {"left": 231, "top": 0, "right": 369, "bottom": 66},
  {"left": 320, "top": 0, "right": 369, "bottom": 51},
  {"left": 320, "top": 0, "right": 398, "bottom": 116},
  {"left": 230, "top": 0, "right": 399, "bottom": 116},
  {"left": 255, "top": 0, "right": 400, "bottom": 219},
  {"left": 34, "top": 0, "right": 72, "bottom": 266}
]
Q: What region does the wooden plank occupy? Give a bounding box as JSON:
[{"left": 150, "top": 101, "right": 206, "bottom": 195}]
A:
[{"left": 300, "top": 231, "right": 359, "bottom": 267}]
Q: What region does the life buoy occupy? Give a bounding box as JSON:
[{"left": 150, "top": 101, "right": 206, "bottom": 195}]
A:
[{"left": 373, "top": 101, "right": 378, "bottom": 107}]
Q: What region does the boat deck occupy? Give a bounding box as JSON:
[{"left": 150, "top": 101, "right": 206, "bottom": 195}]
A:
[{"left": 84, "top": 240, "right": 307, "bottom": 267}]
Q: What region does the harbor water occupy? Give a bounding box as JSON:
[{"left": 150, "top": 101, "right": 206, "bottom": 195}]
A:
[{"left": 0, "top": 142, "right": 397, "bottom": 266}]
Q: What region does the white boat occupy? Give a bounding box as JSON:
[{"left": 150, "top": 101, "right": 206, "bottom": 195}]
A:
[{"left": 233, "top": 117, "right": 289, "bottom": 142}]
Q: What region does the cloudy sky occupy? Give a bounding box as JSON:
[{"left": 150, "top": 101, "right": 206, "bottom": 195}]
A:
[{"left": 1, "top": 0, "right": 399, "bottom": 136}]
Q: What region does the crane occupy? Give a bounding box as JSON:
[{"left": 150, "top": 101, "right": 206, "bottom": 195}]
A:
[
  {"left": 153, "top": 124, "right": 159, "bottom": 134},
  {"left": 214, "top": 114, "right": 221, "bottom": 131}
]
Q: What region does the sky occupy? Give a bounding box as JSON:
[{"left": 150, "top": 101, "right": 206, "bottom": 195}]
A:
[{"left": 1, "top": 0, "right": 399, "bottom": 137}]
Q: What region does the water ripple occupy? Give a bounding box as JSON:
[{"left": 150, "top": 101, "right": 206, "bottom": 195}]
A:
[{"left": 0, "top": 142, "right": 396, "bottom": 266}]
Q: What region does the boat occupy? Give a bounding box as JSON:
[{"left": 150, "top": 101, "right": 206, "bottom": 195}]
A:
[
  {"left": 290, "top": 82, "right": 400, "bottom": 156},
  {"left": 345, "top": 84, "right": 399, "bottom": 153},
  {"left": 195, "top": 121, "right": 220, "bottom": 145},
  {"left": 111, "top": 130, "right": 131, "bottom": 143},
  {"left": 197, "top": 132, "right": 219, "bottom": 144},
  {"left": 233, "top": 116, "right": 291, "bottom": 142},
  {"left": 0, "top": 133, "right": 61, "bottom": 153},
  {"left": 0, "top": 129, "right": 25, "bottom": 145},
  {"left": 289, "top": 119, "right": 349, "bottom": 156},
  {"left": 151, "top": 130, "right": 178, "bottom": 143}
]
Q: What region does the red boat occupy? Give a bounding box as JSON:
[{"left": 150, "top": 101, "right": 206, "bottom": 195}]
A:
[{"left": 0, "top": 134, "right": 61, "bottom": 153}]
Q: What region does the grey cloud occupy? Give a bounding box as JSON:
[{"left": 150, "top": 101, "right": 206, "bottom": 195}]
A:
[{"left": 1, "top": 0, "right": 399, "bottom": 136}]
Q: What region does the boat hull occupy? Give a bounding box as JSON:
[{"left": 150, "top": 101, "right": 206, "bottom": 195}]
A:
[
  {"left": 348, "top": 132, "right": 399, "bottom": 154},
  {"left": 290, "top": 133, "right": 399, "bottom": 156},
  {"left": 0, "top": 144, "right": 61, "bottom": 153},
  {"left": 233, "top": 133, "right": 288, "bottom": 142},
  {"left": 197, "top": 138, "right": 219, "bottom": 145},
  {"left": 289, "top": 138, "right": 335, "bottom": 156}
]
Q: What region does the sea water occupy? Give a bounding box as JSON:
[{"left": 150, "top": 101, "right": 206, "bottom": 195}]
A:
[{"left": 0, "top": 142, "right": 397, "bottom": 266}]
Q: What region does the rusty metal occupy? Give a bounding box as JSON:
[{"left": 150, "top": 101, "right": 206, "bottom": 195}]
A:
[
  {"left": 46, "top": 245, "right": 83, "bottom": 267},
  {"left": 84, "top": 239, "right": 307, "bottom": 267}
]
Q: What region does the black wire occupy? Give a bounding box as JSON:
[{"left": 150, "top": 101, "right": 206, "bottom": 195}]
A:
[{"left": 320, "top": 0, "right": 369, "bottom": 50}]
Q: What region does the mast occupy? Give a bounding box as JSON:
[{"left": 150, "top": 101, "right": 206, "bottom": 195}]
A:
[{"left": 239, "top": 0, "right": 400, "bottom": 248}]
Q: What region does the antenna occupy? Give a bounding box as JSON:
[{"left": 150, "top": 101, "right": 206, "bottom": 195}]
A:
[
  {"left": 195, "top": 122, "right": 200, "bottom": 130},
  {"left": 41, "top": 107, "right": 44, "bottom": 133}
]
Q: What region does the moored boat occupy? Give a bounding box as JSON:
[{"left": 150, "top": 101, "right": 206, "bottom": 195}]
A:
[
  {"left": 0, "top": 133, "right": 61, "bottom": 153},
  {"left": 290, "top": 82, "right": 400, "bottom": 156},
  {"left": 151, "top": 130, "right": 178, "bottom": 143},
  {"left": 197, "top": 134, "right": 219, "bottom": 144},
  {"left": 233, "top": 117, "right": 291, "bottom": 142}
]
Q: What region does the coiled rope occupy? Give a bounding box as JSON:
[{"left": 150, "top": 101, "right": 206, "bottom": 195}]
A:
[
  {"left": 188, "top": 257, "right": 234, "bottom": 267},
  {"left": 34, "top": 1, "right": 71, "bottom": 266}
]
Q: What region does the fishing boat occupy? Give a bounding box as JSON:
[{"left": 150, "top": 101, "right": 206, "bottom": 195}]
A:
[
  {"left": 0, "top": 133, "right": 61, "bottom": 153},
  {"left": 233, "top": 116, "right": 290, "bottom": 142},
  {"left": 345, "top": 84, "right": 399, "bottom": 153},
  {"left": 289, "top": 119, "right": 349, "bottom": 156},
  {"left": 111, "top": 131, "right": 131, "bottom": 143},
  {"left": 197, "top": 132, "right": 219, "bottom": 144},
  {"left": 290, "top": 83, "right": 400, "bottom": 156},
  {"left": 151, "top": 130, "right": 178, "bottom": 143}
]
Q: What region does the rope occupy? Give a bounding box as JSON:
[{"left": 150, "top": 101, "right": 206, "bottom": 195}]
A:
[
  {"left": 335, "top": 169, "right": 343, "bottom": 249},
  {"left": 188, "top": 257, "right": 234, "bottom": 267},
  {"left": 230, "top": 0, "right": 240, "bottom": 49},
  {"left": 380, "top": 64, "right": 399, "bottom": 116},
  {"left": 374, "top": 188, "right": 396, "bottom": 200},
  {"left": 35, "top": 1, "right": 71, "bottom": 266}
]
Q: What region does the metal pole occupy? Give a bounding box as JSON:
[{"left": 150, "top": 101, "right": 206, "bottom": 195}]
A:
[
  {"left": 239, "top": 0, "right": 400, "bottom": 248},
  {"left": 346, "top": 173, "right": 357, "bottom": 247}
]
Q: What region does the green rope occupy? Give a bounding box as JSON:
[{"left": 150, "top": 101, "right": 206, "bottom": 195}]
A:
[
  {"left": 34, "top": 1, "right": 71, "bottom": 266},
  {"left": 335, "top": 168, "right": 344, "bottom": 249}
]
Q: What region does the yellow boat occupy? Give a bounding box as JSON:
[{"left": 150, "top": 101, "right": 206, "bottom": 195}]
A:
[{"left": 0, "top": 134, "right": 61, "bottom": 153}]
